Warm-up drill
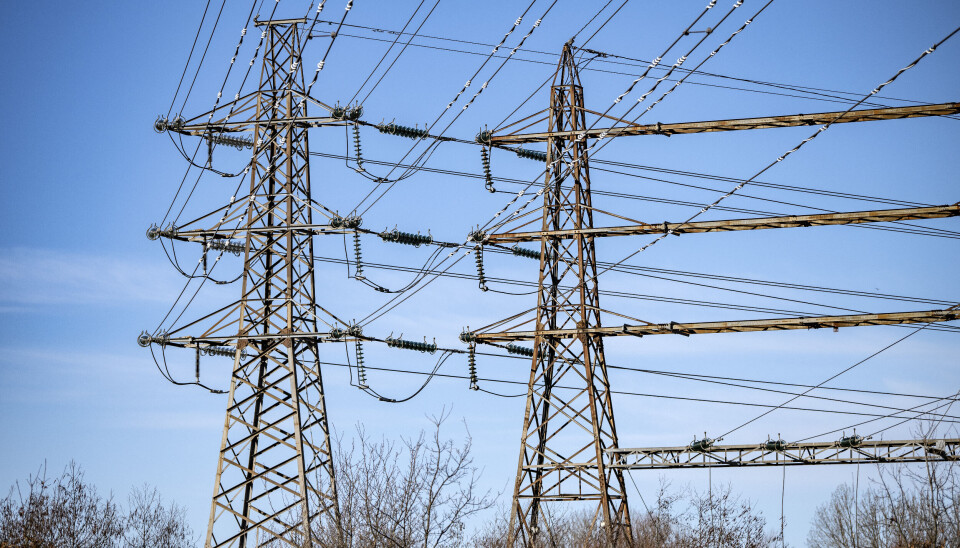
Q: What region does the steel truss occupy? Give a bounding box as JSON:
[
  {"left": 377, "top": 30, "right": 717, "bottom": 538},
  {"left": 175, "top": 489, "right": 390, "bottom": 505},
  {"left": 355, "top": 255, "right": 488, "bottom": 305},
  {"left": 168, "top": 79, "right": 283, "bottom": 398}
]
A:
[
  {"left": 198, "top": 19, "right": 341, "bottom": 548},
  {"left": 485, "top": 204, "right": 960, "bottom": 243},
  {"left": 475, "top": 310, "right": 958, "bottom": 343},
  {"left": 504, "top": 44, "right": 632, "bottom": 547},
  {"left": 608, "top": 438, "right": 960, "bottom": 469},
  {"left": 490, "top": 102, "right": 960, "bottom": 144},
  {"left": 150, "top": 19, "right": 346, "bottom": 548},
  {"left": 467, "top": 43, "right": 960, "bottom": 548}
]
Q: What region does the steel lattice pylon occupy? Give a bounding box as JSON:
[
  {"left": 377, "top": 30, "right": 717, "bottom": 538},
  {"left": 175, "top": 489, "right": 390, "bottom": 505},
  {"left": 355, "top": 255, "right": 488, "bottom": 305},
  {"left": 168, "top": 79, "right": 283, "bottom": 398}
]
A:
[
  {"left": 506, "top": 44, "right": 632, "bottom": 547},
  {"left": 204, "top": 19, "right": 338, "bottom": 548}
]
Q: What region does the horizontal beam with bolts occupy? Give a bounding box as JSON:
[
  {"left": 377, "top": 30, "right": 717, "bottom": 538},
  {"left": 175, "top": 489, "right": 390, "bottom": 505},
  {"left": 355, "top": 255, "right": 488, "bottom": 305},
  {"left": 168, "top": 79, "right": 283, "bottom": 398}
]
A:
[
  {"left": 484, "top": 204, "right": 960, "bottom": 243},
  {"left": 607, "top": 438, "right": 960, "bottom": 469},
  {"left": 157, "top": 224, "right": 357, "bottom": 242},
  {"left": 173, "top": 116, "right": 346, "bottom": 135},
  {"left": 470, "top": 310, "right": 957, "bottom": 342},
  {"left": 488, "top": 102, "right": 960, "bottom": 144}
]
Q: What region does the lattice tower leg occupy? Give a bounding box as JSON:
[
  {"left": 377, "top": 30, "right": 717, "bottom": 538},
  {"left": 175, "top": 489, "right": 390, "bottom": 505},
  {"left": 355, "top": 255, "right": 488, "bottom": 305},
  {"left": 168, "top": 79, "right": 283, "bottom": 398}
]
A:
[
  {"left": 507, "top": 45, "right": 632, "bottom": 547},
  {"left": 205, "top": 21, "right": 340, "bottom": 548}
]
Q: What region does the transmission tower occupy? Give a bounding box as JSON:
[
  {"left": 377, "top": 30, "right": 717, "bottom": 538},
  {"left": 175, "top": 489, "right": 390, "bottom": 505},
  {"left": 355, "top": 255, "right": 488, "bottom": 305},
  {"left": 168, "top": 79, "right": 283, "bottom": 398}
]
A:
[
  {"left": 463, "top": 42, "right": 960, "bottom": 546},
  {"left": 145, "top": 18, "right": 352, "bottom": 547},
  {"left": 502, "top": 43, "right": 632, "bottom": 547},
  {"left": 141, "top": 10, "right": 960, "bottom": 547}
]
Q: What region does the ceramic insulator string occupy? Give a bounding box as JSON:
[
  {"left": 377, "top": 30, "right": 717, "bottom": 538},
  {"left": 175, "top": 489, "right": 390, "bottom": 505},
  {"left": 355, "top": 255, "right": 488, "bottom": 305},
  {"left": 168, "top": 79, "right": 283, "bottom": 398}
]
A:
[{"left": 474, "top": 245, "right": 489, "bottom": 292}]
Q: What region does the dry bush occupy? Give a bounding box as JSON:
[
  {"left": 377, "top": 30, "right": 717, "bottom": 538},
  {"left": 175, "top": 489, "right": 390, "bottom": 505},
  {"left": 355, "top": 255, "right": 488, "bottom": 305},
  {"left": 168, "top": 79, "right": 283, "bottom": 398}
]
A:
[{"left": 0, "top": 462, "right": 194, "bottom": 548}]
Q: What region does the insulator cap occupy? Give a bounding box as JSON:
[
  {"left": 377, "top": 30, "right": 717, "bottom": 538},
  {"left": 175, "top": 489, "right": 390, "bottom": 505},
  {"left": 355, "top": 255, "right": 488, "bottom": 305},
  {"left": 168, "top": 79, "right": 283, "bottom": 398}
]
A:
[
  {"left": 506, "top": 343, "right": 534, "bottom": 357},
  {"left": 137, "top": 330, "right": 168, "bottom": 347},
  {"left": 154, "top": 116, "right": 168, "bottom": 133},
  {"left": 347, "top": 106, "right": 363, "bottom": 121},
  {"left": 207, "top": 239, "right": 244, "bottom": 256},
  {"left": 515, "top": 148, "right": 547, "bottom": 162},
  {"left": 467, "top": 230, "right": 486, "bottom": 243},
  {"left": 689, "top": 437, "right": 715, "bottom": 452},
  {"left": 201, "top": 346, "right": 244, "bottom": 358},
  {"left": 459, "top": 330, "right": 477, "bottom": 344},
  {"left": 763, "top": 439, "right": 786, "bottom": 451},
  {"left": 206, "top": 133, "right": 253, "bottom": 150},
  {"left": 385, "top": 336, "right": 437, "bottom": 354},
  {"left": 511, "top": 245, "right": 539, "bottom": 260},
  {"left": 331, "top": 215, "right": 362, "bottom": 229},
  {"left": 475, "top": 130, "right": 492, "bottom": 145},
  {"left": 838, "top": 435, "right": 864, "bottom": 448},
  {"left": 378, "top": 122, "right": 429, "bottom": 140},
  {"left": 146, "top": 224, "right": 161, "bottom": 241},
  {"left": 379, "top": 229, "right": 432, "bottom": 247}
]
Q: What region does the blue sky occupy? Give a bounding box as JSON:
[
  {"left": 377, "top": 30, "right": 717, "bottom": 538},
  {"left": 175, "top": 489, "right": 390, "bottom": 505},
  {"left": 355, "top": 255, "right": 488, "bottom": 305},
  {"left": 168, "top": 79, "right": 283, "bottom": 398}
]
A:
[{"left": 1, "top": 1, "right": 958, "bottom": 545}]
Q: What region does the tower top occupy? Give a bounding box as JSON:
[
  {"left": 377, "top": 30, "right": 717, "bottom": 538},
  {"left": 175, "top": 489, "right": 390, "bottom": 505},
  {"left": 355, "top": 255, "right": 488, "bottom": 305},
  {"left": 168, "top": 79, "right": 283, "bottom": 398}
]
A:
[{"left": 253, "top": 16, "right": 307, "bottom": 27}]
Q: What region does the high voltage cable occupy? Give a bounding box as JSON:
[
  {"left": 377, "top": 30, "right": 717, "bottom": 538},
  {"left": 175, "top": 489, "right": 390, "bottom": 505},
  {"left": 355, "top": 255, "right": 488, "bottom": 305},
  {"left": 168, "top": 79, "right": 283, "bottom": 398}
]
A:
[
  {"left": 586, "top": 163, "right": 960, "bottom": 239},
  {"left": 161, "top": 0, "right": 273, "bottom": 227},
  {"left": 316, "top": 249, "right": 956, "bottom": 309},
  {"left": 343, "top": 0, "right": 426, "bottom": 106},
  {"left": 592, "top": 158, "right": 931, "bottom": 209},
  {"left": 312, "top": 250, "right": 960, "bottom": 334},
  {"left": 316, "top": 361, "right": 960, "bottom": 423},
  {"left": 343, "top": 1, "right": 755, "bottom": 328},
  {"left": 593, "top": 21, "right": 960, "bottom": 279},
  {"left": 796, "top": 389, "right": 960, "bottom": 445},
  {"left": 481, "top": 0, "right": 768, "bottom": 241},
  {"left": 147, "top": 344, "right": 960, "bottom": 424},
  {"left": 175, "top": 0, "right": 228, "bottom": 117},
  {"left": 349, "top": 0, "right": 558, "bottom": 215},
  {"left": 312, "top": 149, "right": 936, "bottom": 210},
  {"left": 333, "top": 29, "right": 924, "bottom": 111},
  {"left": 308, "top": 17, "right": 955, "bottom": 114},
  {"left": 578, "top": 47, "right": 960, "bottom": 121},
  {"left": 354, "top": 0, "right": 441, "bottom": 107},
  {"left": 345, "top": 0, "right": 634, "bottom": 216},
  {"left": 312, "top": 252, "right": 960, "bottom": 326},
  {"left": 167, "top": 0, "right": 215, "bottom": 118},
  {"left": 721, "top": 302, "right": 959, "bottom": 441},
  {"left": 628, "top": 366, "right": 960, "bottom": 421},
  {"left": 310, "top": 151, "right": 958, "bottom": 241}
]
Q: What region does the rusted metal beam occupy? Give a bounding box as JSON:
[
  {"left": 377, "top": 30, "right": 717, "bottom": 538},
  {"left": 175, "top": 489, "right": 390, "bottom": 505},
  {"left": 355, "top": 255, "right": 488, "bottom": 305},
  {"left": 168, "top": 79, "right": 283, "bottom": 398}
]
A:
[
  {"left": 175, "top": 116, "right": 344, "bottom": 135},
  {"left": 608, "top": 438, "right": 960, "bottom": 469},
  {"left": 472, "top": 310, "right": 957, "bottom": 342},
  {"left": 485, "top": 204, "right": 960, "bottom": 243},
  {"left": 489, "top": 102, "right": 960, "bottom": 145}
]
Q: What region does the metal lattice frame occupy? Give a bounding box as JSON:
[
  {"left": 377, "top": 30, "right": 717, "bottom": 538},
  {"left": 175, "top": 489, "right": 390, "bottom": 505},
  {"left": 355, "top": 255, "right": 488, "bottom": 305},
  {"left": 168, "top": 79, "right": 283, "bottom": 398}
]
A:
[
  {"left": 507, "top": 44, "right": 632, "bottom": 547},
  {"left": 608, "top": 438, "right": 960, "bottom": 469},
  {"left": 205, "top": 20, "right": 338, "bottom": 548}
]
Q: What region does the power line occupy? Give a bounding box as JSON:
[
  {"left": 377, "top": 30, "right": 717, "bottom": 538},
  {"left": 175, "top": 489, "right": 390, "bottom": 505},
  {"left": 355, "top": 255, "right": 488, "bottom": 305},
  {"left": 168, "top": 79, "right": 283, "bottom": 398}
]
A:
[{"left": 308, "top": 17, "right": 958, "bottom": 115}]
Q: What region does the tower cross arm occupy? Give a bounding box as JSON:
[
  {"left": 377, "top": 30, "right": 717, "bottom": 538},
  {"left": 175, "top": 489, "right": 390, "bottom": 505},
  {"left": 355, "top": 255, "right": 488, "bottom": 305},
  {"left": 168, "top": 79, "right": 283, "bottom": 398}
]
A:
[
  {"left": 607, "top": 438, "right": 960, "bottom": 469},
  {"left": 471, "top": 310, "right": 958, "bottom": 342},
  {"left": 488, "top": 102, "right": 960, "bottom": 144},
  {"left": 485, "top": 204, "right": 960, "bottom": 243},
  {"left": 173, "top": 116, "right": 346, "bottom": 135}
]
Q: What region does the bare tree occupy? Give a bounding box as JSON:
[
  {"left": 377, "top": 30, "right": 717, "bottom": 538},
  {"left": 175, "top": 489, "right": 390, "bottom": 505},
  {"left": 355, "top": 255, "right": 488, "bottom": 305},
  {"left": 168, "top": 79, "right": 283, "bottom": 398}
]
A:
[
  {"left": 680, "top": 483, "right": 777, "bottom": 548},
  {"left": 1, "top": 462, "right": 194, "bottom": 548},
  {"left": 472, "top": 480, "right": 779, "bottom": 548},
  {"left": 275, "top": 409, "right": 496, "bottom": 548},
  {"left": 121, "top": 485, "right": 194, "bottom": 548},
  {"left": 0, "top": 461, "right": 123, "bottom": 548},
  {"left": 807, "top": 461, "right": 960, "bottom": 548}
]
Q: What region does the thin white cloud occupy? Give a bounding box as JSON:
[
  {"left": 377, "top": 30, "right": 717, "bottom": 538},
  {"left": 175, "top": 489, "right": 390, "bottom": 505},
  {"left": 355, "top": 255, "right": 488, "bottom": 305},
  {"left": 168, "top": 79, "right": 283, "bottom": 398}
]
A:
[{"left": 0, "top": 247, "right": 184, "bottom": 307}]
